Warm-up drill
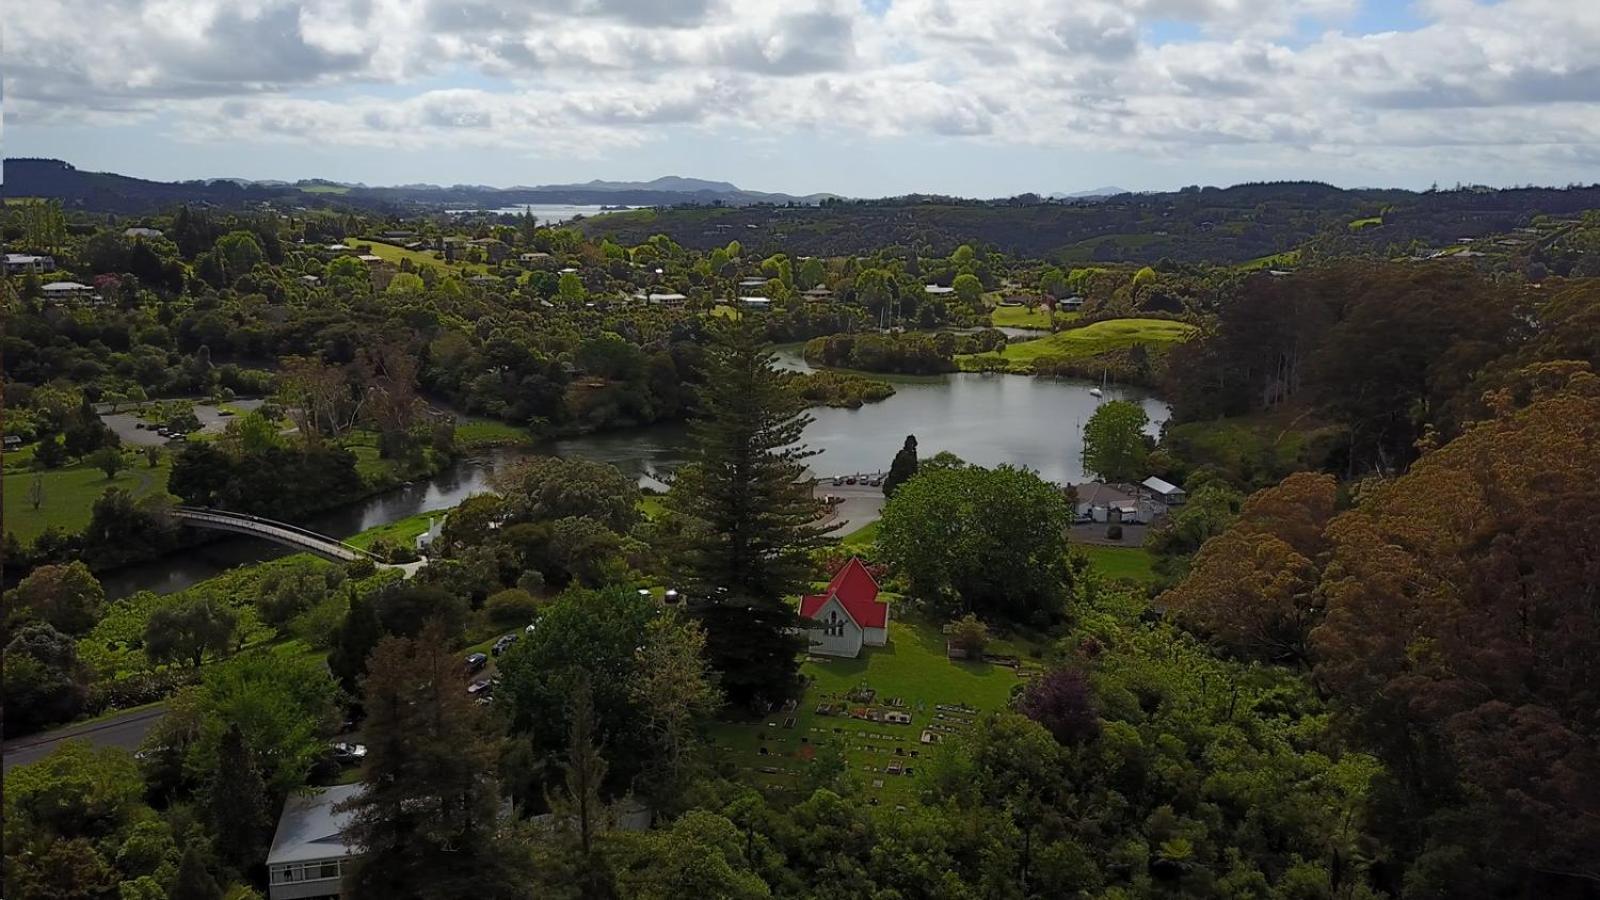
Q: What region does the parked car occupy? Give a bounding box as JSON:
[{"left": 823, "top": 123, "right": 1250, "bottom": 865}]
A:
[
  {"left": 832, "top": 476, "right": 844, "bottom": 486},
  {"left": 467, "top": 678, "right": 493, "bottom": 697},
  {"left": 867, "top": 475, "right": 883, "bottom": 487},
  {"left": 331, "top": 742, "right": 367, "bottom": 764},
  {"left": 156, "top": 427, "right": 171, "bottom": 437},
  {"left": 492, "top": 633, "right": 518, "bottom": 656},
  {"left": 465, "top": 652, "right": 488, "bottom": 673},
  {"left": 845, "top": 475, "right": 858, "bottom": 485}
]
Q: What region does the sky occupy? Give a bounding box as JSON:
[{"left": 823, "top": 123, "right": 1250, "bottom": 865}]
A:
[{"left": 6, "top": 0, "right": 1600, "bottom": 197}]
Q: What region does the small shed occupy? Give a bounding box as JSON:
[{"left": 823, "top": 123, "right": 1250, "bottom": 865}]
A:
[{"left": 1141, "top": 476, "right": 1187, "bottom": 506}]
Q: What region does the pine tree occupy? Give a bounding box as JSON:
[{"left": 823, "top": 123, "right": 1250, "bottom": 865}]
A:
[
  {"left": 882, "top": 434, "right": 919, "bottom": 497},
  {"left": 665, "top": 322, "right": 833, "bottom": 706},
  {"left": 328, "top": 588, "right": 382, "bottom": 696},
  {"left": 547, "top": 675, "right": 610, "bottom": 898},
  {"left": 340, "top": 621, "right": 510, "bottom": 900},
  {"left": 206, "top": 724, "right": 271, "bottom": 876},
  {"left": 170, "top": 841, "right": 222, "bottom": 900}
]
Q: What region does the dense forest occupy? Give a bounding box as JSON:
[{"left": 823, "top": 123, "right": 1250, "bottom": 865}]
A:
[{"left": 4, "top": 187, "right": 1600, "bottom": 900}]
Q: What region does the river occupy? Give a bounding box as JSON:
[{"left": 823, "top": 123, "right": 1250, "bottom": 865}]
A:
[{"left": 102, "top": 350, "right": 1166, "bottom": 599}]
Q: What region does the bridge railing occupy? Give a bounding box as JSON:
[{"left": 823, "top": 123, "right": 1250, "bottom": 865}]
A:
[{"left": 171, "top": 507, "right": 375, "bottom": 561}]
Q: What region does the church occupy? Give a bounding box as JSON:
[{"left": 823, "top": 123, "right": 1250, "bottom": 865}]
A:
[{"left": 800, "top": 557, "right": 890, "bottom": 658}]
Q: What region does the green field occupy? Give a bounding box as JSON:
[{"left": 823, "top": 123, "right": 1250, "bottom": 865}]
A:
[
  {"left": 1237, "top": 249, "right": 1304, "bottom": 272},
  {"left": 713, "top": 611, "right": 1028, "bottom": 802},
  {"left": 1077, "top": 545, "right": 1157, "bottom": 585},
  {"left": 989, "top": 305, "right": 1080, "bottom": 330},
  {"left": 454, "top": 416, "right": 534, "bottom": 447},
  {"left": 345, "top": 510, "right": 439, "bottom": 551},
  {"left": 957, "top": 318, "right": 1197, "bottom": 371},
  {"left": 1348, "top": 216, "right": 1383, "bottom": 231},
  {"left": 3, "top": 449, "right": 176, "bottom": 544},
  {"left": 840, "top": 519, "right": 879, "bottom": 549},
  {"left": 358, "top": 239, "right": 488, "bottom": 274},
  {"left": 299, "top": 184, "right": 351, "bottom": 195}
]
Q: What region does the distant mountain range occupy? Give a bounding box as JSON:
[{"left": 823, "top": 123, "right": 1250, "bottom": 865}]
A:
[
  {"left": 1050, "top": 186, "right": 1130, "bottom": 200},
  {"left": 0, "top": 159, "right": 838, "bottom": 213}
]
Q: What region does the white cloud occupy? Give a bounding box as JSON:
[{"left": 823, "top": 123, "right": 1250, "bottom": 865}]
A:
[{"left": 6, "top": 0, "right": 1600, "bottom": 178}]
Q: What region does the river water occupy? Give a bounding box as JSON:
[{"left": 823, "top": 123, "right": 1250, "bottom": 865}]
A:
[{"left": 102, "top": 349, "right": 1166, "bottom": 599}]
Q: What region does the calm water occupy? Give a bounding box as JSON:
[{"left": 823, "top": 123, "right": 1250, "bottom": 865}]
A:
[
  {"left": 103, "top": 355, "right": 1165, "bottom": 598},
  {"left": 449, "top": 204, "right": 630, "bottom": 223}
]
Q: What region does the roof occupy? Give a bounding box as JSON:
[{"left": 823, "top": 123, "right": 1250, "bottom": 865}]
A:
[
  {"left": 800, "top": 557, "right": 887, "bottom": 629},
  {"left": 42, "top": 281, "right": 92, "bottom": 291},
  {"left": 1072, "top": 481, "right": 1138, "bottom": 507},
  {"left": 267, "top": 784, "right": 362, "bottom": 865},
  {"left": 1141, "top": 476, "right": 1183, "bottom": 495},
  {"left": 924, "top": 284, "right": 955, "bottom": 294}
]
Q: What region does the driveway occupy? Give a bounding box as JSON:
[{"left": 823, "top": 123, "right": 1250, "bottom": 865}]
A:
[
  {"left": 2, "top": 705, "right": 168, "bottom": 771},
  {"left": 819, "top": 481, "right": 887, "bottom": 535}
]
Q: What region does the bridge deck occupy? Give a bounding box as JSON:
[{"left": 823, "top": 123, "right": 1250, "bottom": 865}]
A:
[{"left": 170, "top": 507, "right": 370, "bottom": 563}]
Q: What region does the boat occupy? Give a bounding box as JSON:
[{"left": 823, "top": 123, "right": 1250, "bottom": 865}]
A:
[{"left": 1088, "top": 369, "right": 1107, "bottom": 398}]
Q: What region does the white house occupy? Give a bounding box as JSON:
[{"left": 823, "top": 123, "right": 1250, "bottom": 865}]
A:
[
  {"left": 800, "top": 557, "right": 890, "bottom": 658},
  {"left": 737, "top": 296, "right": 773, "bottom": 311},
  {"left": 415, "top": 515, "right": 445, "bottom": 553},
  {"left": 1071, "top": 482, "right": 1154, "bottom": 524},
  {"left": 123, "top": 227, "right": 164, "bottom": 239},
  {"left": 5, "top": 253, "right": 55, "bottom": 274},
  {"left": 923, "top": 284, "right": 955, "bottom": 295},
  {"left": 266, "top": 783, "right": 361, "bottom": 900}
]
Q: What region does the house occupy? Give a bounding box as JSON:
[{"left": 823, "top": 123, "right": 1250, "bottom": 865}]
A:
[
  {"left": 800, "top": 557, "right": 890, "bottom": 658},
  {"left": 4, "top": 435, "right": 22, "bottom": 450},
  {"left": 1141, "top": 476, "right": 1186, "bottom": 506},
  {"left": 415, "top": 515, "right": 446, "bottom": 553},
  {"left": 356, "top": 254, "right": 385, "bottom": 266},
  {"left": 1058, "top": 295, "right": 1084, "bottom": 311},
  {"left": 923, "top": 284, "right": 955, "bottom": 295},
  {"left": 123, "top": 227, "right": 163, "bottom": 239},
  {"left": 5, "top": 253, "right": 55, "bottom": 274},
  {"left": 802, "top": 285, "right": 834, "bottom": 301},
  {"left": 1070, "top": 482, "right": 1151, "bottom": 524},
  {"left": 266, "top": 783, "right": 362, "bottom": 900},
  {"left": 737, "top": 296, "right": 773, "bottom": 311},
  {"left": 634, "top": 291, "right": 688, "bottom": 307},
  {"left": 41, "top": 281, "right": 95, "bottom": 299},
  {"left": 738, "top": 277, "right": 768, "bottom": 289}
]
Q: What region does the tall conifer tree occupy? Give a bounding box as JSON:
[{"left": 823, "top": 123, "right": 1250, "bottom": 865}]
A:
[{"left": 666, "top": 322, "right": 832, "bottom": 706}]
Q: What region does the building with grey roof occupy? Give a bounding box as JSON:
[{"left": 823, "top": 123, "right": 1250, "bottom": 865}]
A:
[{"left": 266, "top": 783, "right": 362, "bottom": 900}]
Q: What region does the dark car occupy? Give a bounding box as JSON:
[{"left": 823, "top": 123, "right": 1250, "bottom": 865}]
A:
[
  {"left": 465, "top": 652, "right": 488, "bottom": 673},
  {"left": 492, "top": 633, "right": 518, "bottom": 656}
]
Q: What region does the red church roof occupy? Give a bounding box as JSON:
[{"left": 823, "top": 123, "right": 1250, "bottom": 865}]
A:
[{"left": 800, "top": 557, "right": 887, "bottom": 629}]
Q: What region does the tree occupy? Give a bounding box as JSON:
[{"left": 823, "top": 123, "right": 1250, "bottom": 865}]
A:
[
  {"left": 557, "top": 272, "right": 587, "bottom": 305},
  {"left": 1162, "top": 473, "right": 1336, "bottom": 663},
  {"left": 878, "top": 464, "right": 1074, "bottom": 624},
  {"left": 882, "top": 434, "right": 919, "bottom": 497},
  {"left": 948, "top": 613, "right": 989, "bottom": 657},
  {"left": 665, "top": 323, "right": 832, "bottom": 705},
  {"left": 6, "top": 561, "right": 106, "bottom": 636},
  {"left": 628, "top": 613, "right": 723, "bottom": 804},
  {"left": 612, "top": 810, "right": 770, "bottom": 900},
  {"left": 1017, "top": 668, "right": 1100, "bottom": 746},
  {"left": 548, "top": 675, "right": 609, "bottom": 895},
  {"left": 144, "top": 445, "right": 163, "bottom": 468},
  {"left": 490, "top": 455, "right": 640, "bottom": 532},
  {"left": 145, "top": 597, "right": 238, "bottom": 668},
  {"left": 1081, "top": 400, "right": 1149, "bottom": 483},
  {"left": 328, "top": 589, "right": 384, "bottom": 695},
  {"left": 3, "top": 624, "right": 88, "bottom": 735},
  {"left": 29, "top": 471, "right": 45, "bottom": 510},
  {"left": 90, "top": 445, "right": 126, "bottom": 479},
  {"left": 188, "top": 651, "right": 339, "bottom": 796},
  {"left": 1311, "top": 368, "right": 1600, "bottom": 887},
  {"left": 170, "top": 841, "right": 222, "bottom": 900},
  {"left": 205, "top": 725, "right": 272, "bottom": 875},
  {"left": 341, "top": 622, "right": 515, "bottom": 900},
  {"left": 953, "top": 272, "right": 983, "bottom": 304}
]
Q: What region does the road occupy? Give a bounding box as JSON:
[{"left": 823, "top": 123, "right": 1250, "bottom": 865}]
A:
[
  {"left": 818, "top": 480, "right": 887, "bottom": 535},
  {"left": 2, "top": 705, "right": 168, "bottom": 771}
]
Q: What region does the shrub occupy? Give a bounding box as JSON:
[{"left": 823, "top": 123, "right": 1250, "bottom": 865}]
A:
[
  {"left": 486, "top": 588, "right": 540, "bottom": 627},
  {"left": 347, "top": 558, "right": 378, "bottom": 579},
  {"left": 1106, "top": 524, "right": 1124, "bottom": 541}
]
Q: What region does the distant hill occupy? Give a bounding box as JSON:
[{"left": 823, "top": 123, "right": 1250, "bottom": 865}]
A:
[
  {"left": 1, "top": 158, "right": 836, "bottom": 212},
  {"left": 1051, "top": 186, "right": 1130, "bottom": 200}
]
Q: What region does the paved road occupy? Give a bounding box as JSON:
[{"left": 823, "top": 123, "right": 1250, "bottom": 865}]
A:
[
  {"left": 2, "top": 705, "right": 167, "bottom": 771},
  {"left": 818, "top": 481, "right": 887, "bottom": 536}
]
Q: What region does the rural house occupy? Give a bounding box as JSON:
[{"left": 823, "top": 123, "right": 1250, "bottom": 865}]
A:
[
  {"left": 801, "top": 557, "right": 890, "bottom": 658},
  {"left": 266, "top": 784, "right": 361, "bottom": 900}
]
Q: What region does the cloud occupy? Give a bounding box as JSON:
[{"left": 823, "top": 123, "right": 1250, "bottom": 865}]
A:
[{"left": 6, "top": 0, "right": 1600, "bottom": 178}]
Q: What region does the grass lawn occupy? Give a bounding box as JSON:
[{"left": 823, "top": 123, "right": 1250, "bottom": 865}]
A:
[
  {"left": 1237, "top": 250, "right": 1303, "bottom": 272},
  {"left": 3, "top": 451, "right": 176, "bottom": 544},
  {"left": 299, "top": 184, "right": 351, "bottom": 194},
  {"left": 454, "top": 416, "right": 534, "bottom": 447},
  {"left": 1348, "top": 216, "right": 1383, "bottom": 231},
  {"left": 989, "top": 305, "right": 1079, "bottom": 330},
  {"left": 1077, "top": 545, "right": 1158, "bottom": 585},
  {"left": 638, "top": 495, "right": 666, "bottom": 521},
  {"left": 713, "top": 610, "right": 1030, "bottom": 803},
  {"left": 956, "top": 318, "right": 1197, "bottom": 372},
  {"left": 344, "top": 510, "right": 439, "bottom": 551},
  {"left": 840, "top": 520, "right": 879, "bottom": 549},
  {"left": 358, "top": 239, "right": 489, "bottom": 274}
]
